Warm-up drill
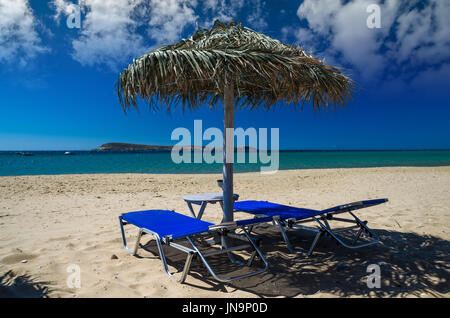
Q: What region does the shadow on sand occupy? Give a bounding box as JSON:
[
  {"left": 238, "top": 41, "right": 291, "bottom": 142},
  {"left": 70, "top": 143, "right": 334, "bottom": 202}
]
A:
[
  {"left": 0, "top": 270, "right": 50, "bottom": 298},
  {"left": 141, "top": 224, "right": 449, "bottom": 297}
]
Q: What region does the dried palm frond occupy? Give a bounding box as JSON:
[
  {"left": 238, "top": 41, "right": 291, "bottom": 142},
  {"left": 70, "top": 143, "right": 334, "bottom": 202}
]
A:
[{"left": 117, "top": 20, "right": 355, "bottom": 113}]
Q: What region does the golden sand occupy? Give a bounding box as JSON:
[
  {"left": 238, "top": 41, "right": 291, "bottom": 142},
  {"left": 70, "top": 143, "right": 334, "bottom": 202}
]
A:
[{"left": 0, "top": 167, "right": 449, "bottom": 297}]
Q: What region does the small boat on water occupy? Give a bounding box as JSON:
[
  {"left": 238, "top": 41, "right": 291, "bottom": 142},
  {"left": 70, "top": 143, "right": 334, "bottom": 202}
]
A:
[
  {"left": 64, "top": 152, "right": 74, "bottom": 155},
  {"left": 16, "top": 152, "right": 34, "bottom": 156}
]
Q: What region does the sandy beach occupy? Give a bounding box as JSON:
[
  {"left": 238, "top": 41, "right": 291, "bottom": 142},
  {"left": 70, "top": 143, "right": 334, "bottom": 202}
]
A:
[{"left": 0, "top": 166, "right": 449, "bottom": 298}]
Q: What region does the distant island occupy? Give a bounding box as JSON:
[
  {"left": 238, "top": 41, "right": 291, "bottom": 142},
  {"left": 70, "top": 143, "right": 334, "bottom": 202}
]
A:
[
  {"left": 93, "top": 142, "right": 257, "bottom": 152},
  {"left": 94, "top": 143, "right": 173, "bottom": 151}
]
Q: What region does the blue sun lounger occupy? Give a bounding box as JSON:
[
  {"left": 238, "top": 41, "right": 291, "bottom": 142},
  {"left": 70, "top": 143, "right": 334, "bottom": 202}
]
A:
[
  {"left": 233, "top": 198, "right": 388, "bottom": 256},
  {"left": 119, "top": 209, "right": 270, "bottom": 283}
]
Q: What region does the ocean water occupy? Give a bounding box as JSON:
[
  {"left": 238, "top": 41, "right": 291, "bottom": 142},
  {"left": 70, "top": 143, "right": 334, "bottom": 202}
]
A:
[{"left": 0, "top": 150, "right": 449, "bottom": 176}]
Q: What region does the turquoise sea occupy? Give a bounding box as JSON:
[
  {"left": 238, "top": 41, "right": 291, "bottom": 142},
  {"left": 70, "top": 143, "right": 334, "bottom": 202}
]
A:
[{"left": 0, "top": 150, "right": 449, "bottom": 176}]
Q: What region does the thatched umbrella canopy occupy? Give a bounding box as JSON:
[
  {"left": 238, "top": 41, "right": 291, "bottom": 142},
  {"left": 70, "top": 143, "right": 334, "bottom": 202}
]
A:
[{"left": 117, "top": 20, "right": 355, "bottom": 223}]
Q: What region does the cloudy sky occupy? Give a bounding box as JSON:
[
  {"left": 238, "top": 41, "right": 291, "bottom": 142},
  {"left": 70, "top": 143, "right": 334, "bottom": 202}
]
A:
[{"left": 0, "top": 0, "right": 449, "bottom": 150}]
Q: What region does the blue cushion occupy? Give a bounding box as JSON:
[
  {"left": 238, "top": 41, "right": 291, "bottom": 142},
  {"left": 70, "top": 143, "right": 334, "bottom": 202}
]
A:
[
  {"left": 121, "top": 210, "right": 214, "bottom": 239},
  {"left": 234, "top": 201, "right": 323, "bottom": 220},
  {"left": 234, "top": 198, "right": 388, "bottom": 221}
]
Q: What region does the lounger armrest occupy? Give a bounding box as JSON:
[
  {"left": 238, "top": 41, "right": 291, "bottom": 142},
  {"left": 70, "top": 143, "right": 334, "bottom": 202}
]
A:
[
  {"left": 208, "top": 222, "right": 238, "bottom": 230},
  {"left": 208, "top": 216, "right": 274, "bottom": 231},
  {"left": 322, "top": 198, "right": 388, "bottom": 214}
]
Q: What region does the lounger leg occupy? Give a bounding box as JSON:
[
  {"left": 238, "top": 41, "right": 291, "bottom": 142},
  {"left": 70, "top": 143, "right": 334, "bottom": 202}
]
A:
[
  {"left": 120, "top": 219, "right": 194, "bottom": 283},
  {"left": 352, "top": 226, "right": 364, "bottom": 245},
  {"left": 154, "top": 237, "right": 173, "bottom": 278},
  {"left": 187, "top": 232, "right": 269, "bottom": 283},
  {"left": 221, "top": 234, "right": 243, "bottom": 265},
  {"left": 349, "top": 212, "right": 379, "bottom": 240},
  {"left": 312, "top": 215, "right": 380, "bottom": 249},
  {"left": 242, "top": 230, "right": 266, "bottom": 268},
  {"left": 246, "top": 235, "right": 263, "bottom": 266},
  {"left": 276, "top": 220, "right": 296, "bottom": 254},
  {"left": 154, "top": 236, "right": 196, "bottom": 283},
  {"left": 306, "top": 230, "right": 323, "bottom": 257},
  {"left": 134, "top": 230, "right": 143, "bottom": 255},
  {"left": 119, "top": 216, "right": 143, "bottom": 256},
  {"left": 179, "top": 252, "right": 195, "bottom": 283}
]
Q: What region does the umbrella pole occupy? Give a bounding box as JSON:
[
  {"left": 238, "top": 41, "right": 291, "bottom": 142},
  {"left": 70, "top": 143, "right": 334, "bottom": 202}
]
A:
[{"left": 222, "top": 81, "right": 234, "bottom": 223}]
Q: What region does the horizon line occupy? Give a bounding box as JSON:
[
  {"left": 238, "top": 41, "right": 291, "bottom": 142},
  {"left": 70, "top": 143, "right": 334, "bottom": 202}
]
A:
[{"left": 1, "top": 148, "right": 450, "bottom": 152}]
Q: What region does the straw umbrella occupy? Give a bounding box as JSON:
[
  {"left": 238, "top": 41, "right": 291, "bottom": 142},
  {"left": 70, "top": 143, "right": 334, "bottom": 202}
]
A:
[{"left": 116, "top": 20, "right": 354, "bottom": 223}]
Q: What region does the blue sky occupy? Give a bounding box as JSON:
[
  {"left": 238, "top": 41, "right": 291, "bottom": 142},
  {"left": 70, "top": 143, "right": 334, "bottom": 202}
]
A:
[{"left": 0, "top": 0, "right": 449, "bottom": 150}]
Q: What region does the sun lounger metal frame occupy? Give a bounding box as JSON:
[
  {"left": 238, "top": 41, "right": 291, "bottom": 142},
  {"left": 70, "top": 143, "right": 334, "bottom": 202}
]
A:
[
  {"left": 234, "top": 199, "right": 388, "bottom": 256},
  {"left": 119, "top": 210, "right": 270, "bottom": 283}
]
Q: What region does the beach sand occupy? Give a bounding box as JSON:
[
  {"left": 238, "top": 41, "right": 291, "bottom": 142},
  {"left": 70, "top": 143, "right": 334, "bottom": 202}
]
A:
[{"left": 0, "top": 167, "right": 449, "bottom": 298}]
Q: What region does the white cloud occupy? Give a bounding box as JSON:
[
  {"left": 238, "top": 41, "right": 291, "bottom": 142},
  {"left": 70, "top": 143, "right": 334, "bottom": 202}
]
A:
[
  {"left": 147, "top": 0, "right": 198, "bottom": 43},
  {"left": 297, "top": 0, "right": 342, "bottom": 36},
  {"left": 200, "top": 0, "right": 247, "bottom": 27},
  {"left": 246, "top": 0, "right": 267, "bottom": 30},
  {"left": 53, "top": 0, "right": 202, "bottom": 69},
  {"left": 289, "top": 0, "right": 450, "bottom": 84},
  {"left": 395, "top": 1, "right": 450, "bottom": 66},
  {"left": 0, "top": 0, "right": 48, "bottom": 66},
  {"left": 53, "top": 0, "right": 78, "bottom": 22},
  {"left": 52, "top": 0, "right": 267, "bottom": 71},
  {"left": 295, "top": 0, "right": 400, "bottom": 80},
  {"left": 145, "top": 0, "right": 268, "bottom": 41},
  {"left": 52, "top": 0, "right": 148, "bottom": 70},
  {"left": 51, "top": 0, "right": 271, "bottom": 69}
]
